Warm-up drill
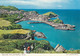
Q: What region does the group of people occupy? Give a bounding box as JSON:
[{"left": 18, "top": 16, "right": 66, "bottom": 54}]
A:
[{"left": 24, "top": 46, "right": 31, "bottom": 53}]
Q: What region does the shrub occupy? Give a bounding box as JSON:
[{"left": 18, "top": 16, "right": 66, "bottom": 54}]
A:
[
  {"left": 10, "top": 49, "right": 23, "bottom": 53},
  {"left": 0, "top": 39, "right": 53, "bottom": 53},
  {"left": 0, "top": 46, "right": 15, "bottom": 51},
  {"left": 2, "top": 34, "right": 27, "bottom": 39},
  {"left": 31, "top": 48, "right": 45, "bottom": 53},
  {"left": 0, "top": 24, "right": 22, "bottom": 30}
]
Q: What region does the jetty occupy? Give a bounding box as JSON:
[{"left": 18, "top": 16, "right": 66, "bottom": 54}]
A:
[
  {"left": 28, "top": 22, "right": 43, "bottom": 24},
  {"left": 28, "top": 21, "right": 75, "bottom": 30}
]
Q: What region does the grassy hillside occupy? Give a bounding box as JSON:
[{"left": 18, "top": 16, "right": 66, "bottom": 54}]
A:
[
  {"left": 0, "top": 39, "right": 79, "bottom": 53},
  {"left": 49, "top": 19, "right": 63, "bottom": 24},
  {"left": 0, "top": 18, "right": 11, "bottom": 27},
  {"left": 43, "top": 12, "right": 57, "bottom": 17},
  {"left": 53, "top": 19, "right": 63, "bottom": 23},
  {"left": 0, "top": 29, "right": 31, "bottom": 39},
  {"left": 0, "top": 6, "right": 18, "bottom": 11}
]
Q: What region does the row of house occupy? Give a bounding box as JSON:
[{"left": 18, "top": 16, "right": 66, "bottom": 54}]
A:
[{"left": 0, "top": 9, "right": 50, "bottom": 22}]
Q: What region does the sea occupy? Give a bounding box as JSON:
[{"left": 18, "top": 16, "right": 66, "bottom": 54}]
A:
[{"left": 17, "top": 9, "right": 80, "bottom": 50}]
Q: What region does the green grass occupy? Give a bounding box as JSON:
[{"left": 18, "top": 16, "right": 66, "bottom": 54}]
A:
[
  {"left": 43, "top": 12, "right": 57, "bottom": 16},
  {"left": 0, "top": 18, "right": 11, "bottom": 27},
  {"left": 0, "top": 29, "right": 31, "bottom": 39},
  {"left": 64, "top": 50, "right": 80, "bottom": 53},
  {"left": 53, "top": 19, "right": 63, "bottom": 23},
  {"left": 49, "top": 19, "right": 63, "bottom": 24},
  {"left": 0, "top": 6, "right": 18, "bottom": 11},
  {"left": 0, "top": 39, "right": 79, "bottom": 53},
  {"left": 31, "top": 50, "right": 80, "bottom": 53},
  {"left": 0, "top": 49, "right": 23, "bottom": 53}
]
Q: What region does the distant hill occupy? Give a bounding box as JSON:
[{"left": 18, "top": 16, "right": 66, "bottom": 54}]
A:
[
  {"left": 0, "top": 6, "right": 18, "bottom": 11},
  {"left": 43, "top": 12, "right": 58, "bottom": 18}
]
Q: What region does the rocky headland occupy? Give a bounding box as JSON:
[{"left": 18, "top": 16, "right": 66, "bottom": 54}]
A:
[
  {"left": 34, "top": 32, "right": 46, "bottom": 39},
  {"left": 54, "top": 44, "right": 66, "bottom": 52}
]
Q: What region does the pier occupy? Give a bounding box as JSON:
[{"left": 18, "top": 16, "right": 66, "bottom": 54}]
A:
[
  {"left": 28, "top": 22, "right": 43, "bottom": 24},
  {"left": 28, "top": 21, "right": 75, "bottom": 30},
  {"left": 15, "top": 18, "right": 75, "bottom": 30}
]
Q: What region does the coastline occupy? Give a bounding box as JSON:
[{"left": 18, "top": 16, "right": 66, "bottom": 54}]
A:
[
  {"left": 0, "top": 6, "right": 80, "bottom": 53},
  {"left": 28, "top": 21, "right": 75, "bottom": 30},
  {"left": 14, "top": 9, "right": 75, "bottom": 31}
]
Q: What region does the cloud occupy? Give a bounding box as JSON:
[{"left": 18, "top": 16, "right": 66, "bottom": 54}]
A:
[
  {"left": 0, "top": 0, "right": 73, "bottom": 9},
  {"left": 6, "top": 0, "right": 69, "bottom": 7},
  {"left": 57, "top": 5, "right": 63, "bottom": 9},
  {"left": 58, "top": 5, "right": 62, "bottom": 7},
  {"left": 0, "top": 0, "right": 69, "bottom": 5},
  {"left": 39, "top": 0, "right": 69, "bottom": 3}
]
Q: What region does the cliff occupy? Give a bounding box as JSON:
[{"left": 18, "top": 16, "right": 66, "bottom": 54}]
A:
[
  {"left": 54, "top": 44, "right": 66, "bottom": 52},
  {"left": 34, "top": 32, "right": 46, "bottom": 39}
]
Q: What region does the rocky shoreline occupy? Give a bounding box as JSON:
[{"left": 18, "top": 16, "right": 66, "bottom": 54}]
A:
[
  {"left": 28, "top": 21, "right": 75, "bottom": 30},
  {"left": 0, "top": 8, "right": 75, "bottom": 30},
  {"left": 34, "top": 32, "right": 46, "bottom": 39},
  {"left": 0, "top": 8, "right": 75, "bottom": 31},
  {"left": 54, "top": 44, "right": 66, "bottom": 52},
  {"left": 14, "top": 11, "right": 75, "bottom": 30}
]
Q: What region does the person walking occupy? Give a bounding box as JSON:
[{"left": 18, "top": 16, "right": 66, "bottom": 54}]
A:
[
  {"left": 24, "top": 47, "right": 26, "bottom": 54},
  {"left": 27, "top": 46, "right": 30, "bottom": 53}
]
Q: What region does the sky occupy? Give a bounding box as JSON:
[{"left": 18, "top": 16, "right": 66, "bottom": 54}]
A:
[{"left": 0, "top": 0, "right": 80, "bottom": 9}]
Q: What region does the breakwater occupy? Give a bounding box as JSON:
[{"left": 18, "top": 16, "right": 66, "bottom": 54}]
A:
[{"left": 28, "top": 21, "right": 75, "bottom": 30}]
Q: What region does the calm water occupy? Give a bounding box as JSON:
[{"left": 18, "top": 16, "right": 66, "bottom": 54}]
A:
[{"left": 18, "top": 9, "right": 80, "bottom": 50}]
